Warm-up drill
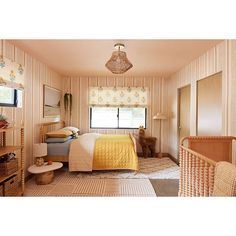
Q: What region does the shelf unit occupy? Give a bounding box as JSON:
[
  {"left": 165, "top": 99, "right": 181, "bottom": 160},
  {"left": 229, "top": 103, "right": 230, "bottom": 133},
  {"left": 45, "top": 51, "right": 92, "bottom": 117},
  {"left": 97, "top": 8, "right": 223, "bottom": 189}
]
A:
[{"left": 0, "top": 127, "right": 24, "bottom": 196}]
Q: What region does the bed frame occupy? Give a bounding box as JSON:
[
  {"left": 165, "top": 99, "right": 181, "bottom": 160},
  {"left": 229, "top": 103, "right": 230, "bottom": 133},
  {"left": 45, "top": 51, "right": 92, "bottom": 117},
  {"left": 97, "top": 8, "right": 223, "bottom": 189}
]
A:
[{"left": 40, "top": 121, "right": 69, "bottom": 162}]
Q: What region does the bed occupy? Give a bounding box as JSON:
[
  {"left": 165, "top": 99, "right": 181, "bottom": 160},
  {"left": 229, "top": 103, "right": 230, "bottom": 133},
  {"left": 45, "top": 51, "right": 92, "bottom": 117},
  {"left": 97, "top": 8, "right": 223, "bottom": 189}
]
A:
[{"left": 40, "top": 121, "right": 138, "bottom": 171}]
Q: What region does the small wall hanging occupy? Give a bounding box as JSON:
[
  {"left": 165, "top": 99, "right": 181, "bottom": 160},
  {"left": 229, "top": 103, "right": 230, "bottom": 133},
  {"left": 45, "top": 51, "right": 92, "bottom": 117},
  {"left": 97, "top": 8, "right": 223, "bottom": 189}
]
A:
[{"left": 64, "top": 93, "right": 72, "bottom": 115}]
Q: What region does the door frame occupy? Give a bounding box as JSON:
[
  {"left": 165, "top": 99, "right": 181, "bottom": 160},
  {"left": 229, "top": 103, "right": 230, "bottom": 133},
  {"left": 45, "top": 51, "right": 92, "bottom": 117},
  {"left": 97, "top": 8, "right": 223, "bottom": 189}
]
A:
[{"left": 177, "top": 84, "right": 191, "bottom": 159}]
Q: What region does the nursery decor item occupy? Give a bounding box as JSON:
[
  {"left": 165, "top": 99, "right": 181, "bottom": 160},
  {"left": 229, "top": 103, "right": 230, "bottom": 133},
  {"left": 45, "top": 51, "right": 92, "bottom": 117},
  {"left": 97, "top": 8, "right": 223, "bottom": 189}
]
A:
[
  {"left": 0, "top": 114, "right": 9, "bottom": 128},
  {"left": 64, "top": 93, "right": 72, "bottom": 115}
]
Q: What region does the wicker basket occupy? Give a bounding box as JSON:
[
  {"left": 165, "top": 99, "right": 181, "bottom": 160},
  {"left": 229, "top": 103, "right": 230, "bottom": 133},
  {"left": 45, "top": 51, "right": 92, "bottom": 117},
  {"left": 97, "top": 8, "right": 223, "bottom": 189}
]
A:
[
  {"left": 0, "top": 158, "right": 18, "bottom": 177},
  {"left": 3, "top": 175, "right": 19, "bottom": 196},
  {"left": 0, "top": 184, "right": 3, "bottom": 196}
]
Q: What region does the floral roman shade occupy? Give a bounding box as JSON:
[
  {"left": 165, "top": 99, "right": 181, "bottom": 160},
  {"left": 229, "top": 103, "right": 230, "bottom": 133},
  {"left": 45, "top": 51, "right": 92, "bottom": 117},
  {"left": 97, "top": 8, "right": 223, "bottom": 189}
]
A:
[
  {"left": 0, "top": 55, "right": 25, "bottom": 90},
  {"left": 89, "top": 86, "right": 148, "bottom": 107}
]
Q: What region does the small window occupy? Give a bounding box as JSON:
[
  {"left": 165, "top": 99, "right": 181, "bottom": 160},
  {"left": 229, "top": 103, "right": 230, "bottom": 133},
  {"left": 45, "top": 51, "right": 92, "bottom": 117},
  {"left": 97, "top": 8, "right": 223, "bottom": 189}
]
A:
[
  {"left": 90, "top": 107, "right": 118, "bottom": 128},
  {"left": 119, "top": 108, "right": 146, "bottom": 129},
  {"left": 0, "top": 87, "right": 18, "bottom": 107},
  {"left": 90, "top": 107, "right": 147, "bottom": 129}
]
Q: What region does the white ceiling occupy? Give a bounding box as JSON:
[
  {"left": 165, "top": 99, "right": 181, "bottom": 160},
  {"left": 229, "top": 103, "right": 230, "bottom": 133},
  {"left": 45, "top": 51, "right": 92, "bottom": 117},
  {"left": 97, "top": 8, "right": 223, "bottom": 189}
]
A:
[{"left": 10, "top": 40, "right": 222, "bottom": 77}]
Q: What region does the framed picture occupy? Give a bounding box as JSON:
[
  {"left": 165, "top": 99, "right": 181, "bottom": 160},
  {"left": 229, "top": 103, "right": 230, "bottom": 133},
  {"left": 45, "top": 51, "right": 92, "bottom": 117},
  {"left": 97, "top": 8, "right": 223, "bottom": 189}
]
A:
[{"left": 43, "top": 85, "right": 61, "bottom": 117}]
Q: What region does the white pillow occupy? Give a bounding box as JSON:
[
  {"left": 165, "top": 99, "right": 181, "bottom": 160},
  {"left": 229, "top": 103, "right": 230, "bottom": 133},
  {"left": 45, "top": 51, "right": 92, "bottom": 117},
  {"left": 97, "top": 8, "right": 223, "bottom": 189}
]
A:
[{"left": 62, "top": 126, "right": 80, "bottom": 133}]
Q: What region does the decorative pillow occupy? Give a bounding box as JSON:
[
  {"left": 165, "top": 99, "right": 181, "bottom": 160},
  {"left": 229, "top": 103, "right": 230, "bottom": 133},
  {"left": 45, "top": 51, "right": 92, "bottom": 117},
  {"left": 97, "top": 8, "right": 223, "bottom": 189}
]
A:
[
  {"left": 46, "top": 129, "right": 73, "bottom": 138},
  {"left": 62, "top": 126, "right": 80, "bottom": 133},
  {"left": 45, "top": 136, "right": 72, "bottom": 143}
]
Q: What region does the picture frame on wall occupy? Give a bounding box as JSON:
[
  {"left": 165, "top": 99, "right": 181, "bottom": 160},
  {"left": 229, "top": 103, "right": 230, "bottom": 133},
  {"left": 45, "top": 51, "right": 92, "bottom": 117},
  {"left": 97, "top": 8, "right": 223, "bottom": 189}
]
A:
[{"left": 43, "top": 85, "right": 61, "bottom": 118}]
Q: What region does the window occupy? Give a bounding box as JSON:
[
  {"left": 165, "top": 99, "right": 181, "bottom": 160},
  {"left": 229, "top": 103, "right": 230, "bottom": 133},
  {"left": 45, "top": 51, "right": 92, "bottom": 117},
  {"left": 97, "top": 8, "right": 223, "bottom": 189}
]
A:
[
  {"left": 90, "top": 107, "right": 118, "bottom": 128},
  {"left": 90, "top": 107, "right": 147, "bottom": 129},
  {"left": 0, "top": 87, "right": 18, "bottom": 107},
  {"left": 119, "top": 108, "right": 146, "bottom": 128}
]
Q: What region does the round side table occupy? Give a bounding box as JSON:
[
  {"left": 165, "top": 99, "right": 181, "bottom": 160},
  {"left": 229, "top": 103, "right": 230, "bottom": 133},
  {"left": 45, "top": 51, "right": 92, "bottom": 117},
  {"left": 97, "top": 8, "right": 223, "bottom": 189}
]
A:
[{"left": 28, "top": 162, "right": 63, "bottom": 185}]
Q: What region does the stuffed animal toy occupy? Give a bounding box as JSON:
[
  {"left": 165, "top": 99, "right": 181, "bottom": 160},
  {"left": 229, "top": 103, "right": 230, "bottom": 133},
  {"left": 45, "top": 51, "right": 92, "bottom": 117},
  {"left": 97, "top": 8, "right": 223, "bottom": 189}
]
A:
[
  {"left": 139, "top": 126, "right": 145, "bottom": 137},
  {"left": 138, "top": 126, "right": 157, "bottom": 158}
]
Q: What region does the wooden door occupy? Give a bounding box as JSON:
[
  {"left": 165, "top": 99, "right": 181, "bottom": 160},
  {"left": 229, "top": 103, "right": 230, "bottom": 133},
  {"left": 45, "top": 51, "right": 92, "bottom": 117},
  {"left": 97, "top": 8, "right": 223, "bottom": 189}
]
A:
[
  {"left": 197, "top": 72, "right": 222, "bottom": 135},
  {"left": 178, "top": 85, "right": 191, "bottom": 148}
]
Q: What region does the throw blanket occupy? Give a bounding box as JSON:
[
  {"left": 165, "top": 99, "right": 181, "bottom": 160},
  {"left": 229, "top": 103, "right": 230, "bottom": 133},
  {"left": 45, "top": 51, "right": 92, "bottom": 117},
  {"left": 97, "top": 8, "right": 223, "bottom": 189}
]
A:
[
  {"left": 69, "top": 133, "right": 138, "bottom": 171},
  {"left": 69, "top": 133, "right": 101, "bottom": 171},
  {"left": 93, "top": 135, "right": 138, "bottom": 170}
]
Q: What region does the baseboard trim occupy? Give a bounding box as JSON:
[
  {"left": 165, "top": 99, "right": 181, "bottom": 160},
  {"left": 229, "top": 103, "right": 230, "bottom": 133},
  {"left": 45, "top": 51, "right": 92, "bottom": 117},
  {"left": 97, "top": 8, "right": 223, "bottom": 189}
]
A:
[
  {"left": 25, "top": 173, "right": 33, "bottom": 182},
  {"left": 166, "top": 153, "right": 179, "bottom": 165},
  {"left": 137, "top": 152, "right": 179, "bottom": 165}
]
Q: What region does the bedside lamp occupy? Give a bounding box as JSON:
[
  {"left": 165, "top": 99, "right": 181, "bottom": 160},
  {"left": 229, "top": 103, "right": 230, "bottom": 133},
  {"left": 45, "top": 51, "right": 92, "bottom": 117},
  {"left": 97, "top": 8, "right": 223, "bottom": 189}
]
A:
[
  {"left": 33, "top": 143, "right": 47, "bottom": 167},
  {"left": 153, "top": 113, "right": 167, "bottom": 158}
]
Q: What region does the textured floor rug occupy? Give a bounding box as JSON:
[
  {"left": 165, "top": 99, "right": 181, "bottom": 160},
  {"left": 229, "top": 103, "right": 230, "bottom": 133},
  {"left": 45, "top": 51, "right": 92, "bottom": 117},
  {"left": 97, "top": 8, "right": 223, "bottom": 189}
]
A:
[
  {"left": 25, "top": 176, "right": 156, "bottom": 197},
  {"left": 76, "top": 157, "right": 179, "bottom": 179},
  {"left": 24, "top": 157, "right": 179, "bottom": 197}
]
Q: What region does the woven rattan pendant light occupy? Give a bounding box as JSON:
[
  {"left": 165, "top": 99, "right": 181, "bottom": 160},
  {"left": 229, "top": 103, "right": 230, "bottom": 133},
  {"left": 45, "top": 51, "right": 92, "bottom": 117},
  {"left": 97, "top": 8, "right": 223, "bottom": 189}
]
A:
[{"left": 105, "top": 43, "right": 133, "bottom": 74}]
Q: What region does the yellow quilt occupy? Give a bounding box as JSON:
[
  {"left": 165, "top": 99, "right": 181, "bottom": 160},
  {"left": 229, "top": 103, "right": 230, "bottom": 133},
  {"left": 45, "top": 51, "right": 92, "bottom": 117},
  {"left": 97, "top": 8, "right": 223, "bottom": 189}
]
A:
[{"left": 93, "top": 135, "right": 138, "bottom": 170}]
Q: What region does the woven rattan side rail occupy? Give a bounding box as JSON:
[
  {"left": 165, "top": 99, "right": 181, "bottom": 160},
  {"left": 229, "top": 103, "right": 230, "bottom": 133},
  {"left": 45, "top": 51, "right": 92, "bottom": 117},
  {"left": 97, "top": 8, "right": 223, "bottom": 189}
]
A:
[{"left": 179, "top": 136, "right": 236, "bottom": 197}]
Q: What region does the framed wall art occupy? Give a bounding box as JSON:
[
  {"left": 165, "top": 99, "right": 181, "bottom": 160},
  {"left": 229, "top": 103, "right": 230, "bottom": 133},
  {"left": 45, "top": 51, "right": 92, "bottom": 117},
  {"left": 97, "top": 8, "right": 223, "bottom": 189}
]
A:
[{"left": 43, "top": 85, "right": 61, "bottom": 117}]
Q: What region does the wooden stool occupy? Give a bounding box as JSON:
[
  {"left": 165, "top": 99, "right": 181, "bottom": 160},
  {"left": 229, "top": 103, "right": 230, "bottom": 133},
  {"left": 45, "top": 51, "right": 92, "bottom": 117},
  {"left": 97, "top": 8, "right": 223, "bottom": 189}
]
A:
[{"left": 35, "top": 170, "right": 54, "bottom": 185}]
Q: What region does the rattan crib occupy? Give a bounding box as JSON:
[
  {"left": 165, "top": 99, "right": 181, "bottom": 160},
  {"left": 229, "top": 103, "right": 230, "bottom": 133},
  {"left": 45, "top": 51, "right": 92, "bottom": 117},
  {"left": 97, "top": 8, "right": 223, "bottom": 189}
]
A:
[{"left": 179, "top": 136, "right": 236, "bottom": 197}]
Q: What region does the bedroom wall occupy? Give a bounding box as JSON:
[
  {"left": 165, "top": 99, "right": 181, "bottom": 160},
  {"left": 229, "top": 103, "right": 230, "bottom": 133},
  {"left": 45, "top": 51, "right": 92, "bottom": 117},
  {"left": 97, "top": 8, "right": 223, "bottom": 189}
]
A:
[
  {"left": 167, "top": 40, "right": 236, "bottom": 164},
  {"left": 0, "top": 40, "right": 63, "bottom": 172},
  {"left": 62, "top": 76, "right": 168, "bottom": 153}
]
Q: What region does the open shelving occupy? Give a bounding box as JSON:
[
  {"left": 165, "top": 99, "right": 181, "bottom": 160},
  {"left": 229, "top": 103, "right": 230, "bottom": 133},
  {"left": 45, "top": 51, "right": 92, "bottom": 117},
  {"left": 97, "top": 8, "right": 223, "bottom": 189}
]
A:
[{"left": 0, "top": 127, "right": 24, "bottom": 196}]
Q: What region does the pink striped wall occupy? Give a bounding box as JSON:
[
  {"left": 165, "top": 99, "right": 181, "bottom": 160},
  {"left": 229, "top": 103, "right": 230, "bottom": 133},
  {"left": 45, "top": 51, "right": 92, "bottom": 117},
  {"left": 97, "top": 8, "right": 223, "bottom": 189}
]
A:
[
  {"left": 63, "top": 76, "right": 168, "bottom": 153},
  {"left": 0, "top": 40, "right": 63, "bottom": 172}
]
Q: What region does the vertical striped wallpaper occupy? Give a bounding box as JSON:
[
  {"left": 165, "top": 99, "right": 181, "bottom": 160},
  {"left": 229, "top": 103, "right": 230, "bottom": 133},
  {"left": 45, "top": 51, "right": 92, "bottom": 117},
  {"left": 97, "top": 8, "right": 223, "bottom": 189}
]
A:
[
  {"left": 167, "top": 40, "right": 236, "bottom": 164},
  {"left": 63, "top": 76, "right": 168, "bottom": 153},
  {"left": 0, "top": 40, "right": 63, "bottom": 173}
]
